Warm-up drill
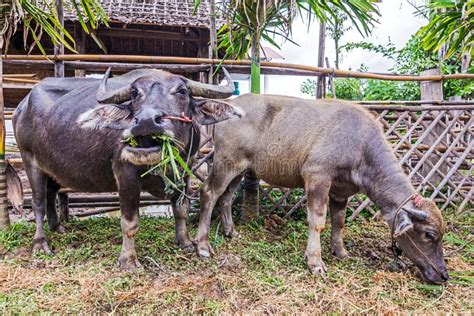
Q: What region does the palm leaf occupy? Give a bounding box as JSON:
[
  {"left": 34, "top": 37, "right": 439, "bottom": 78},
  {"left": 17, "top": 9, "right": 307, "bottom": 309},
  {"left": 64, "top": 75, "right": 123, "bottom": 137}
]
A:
[{"left": 1, "top": 0, "right": 109, "bottom": 54}]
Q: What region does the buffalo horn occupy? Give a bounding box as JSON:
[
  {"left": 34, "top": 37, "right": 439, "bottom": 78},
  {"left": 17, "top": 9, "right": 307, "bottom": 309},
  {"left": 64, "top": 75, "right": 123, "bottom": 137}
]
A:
[
  {"left": 97, "top": 68, "right": 132, "bottom": 104},
  {"left": 185, "top": 68, "right": 234, "bottom": 99},
  {"left": 403, "top": 207, "right": 429, "bottom": 221}
]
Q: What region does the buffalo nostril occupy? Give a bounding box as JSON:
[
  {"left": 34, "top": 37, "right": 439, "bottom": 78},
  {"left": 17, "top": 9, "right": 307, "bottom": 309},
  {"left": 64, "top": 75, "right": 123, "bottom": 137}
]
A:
[{"left": 154, "top": 115, "right": 163, "bottom": 125}]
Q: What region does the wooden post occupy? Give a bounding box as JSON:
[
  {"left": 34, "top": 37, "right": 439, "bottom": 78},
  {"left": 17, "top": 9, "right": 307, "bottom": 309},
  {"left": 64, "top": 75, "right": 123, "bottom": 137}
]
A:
[
  {"left": 316, "top": 22, "right": 325, "bottom": 99},
  {"left": 0, "top": 36, "right": 10, "bottom": 229},
  {"left": 54, "top": 0, "right": 65, "bottom": 78},
  {"left": 74, "top": 22, "right": 86, "bottom": 77},
  {"left": 420, "top": 68, "right": 445, "bottom": 182},
  {"left": 208, "top": 0, "right": 217, "bottom": 84},
  {"left": 325, "top": 57, "right": 335, "bottom": 98},
  {"left": 54, "top": 0, "right": 69, "bottom": 221}
]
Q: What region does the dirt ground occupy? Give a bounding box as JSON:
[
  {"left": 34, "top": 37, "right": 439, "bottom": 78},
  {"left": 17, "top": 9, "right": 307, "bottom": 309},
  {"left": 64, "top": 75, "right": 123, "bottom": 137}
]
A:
[{"left": 0, "top": 209, "right": 472, "bottom": 314}]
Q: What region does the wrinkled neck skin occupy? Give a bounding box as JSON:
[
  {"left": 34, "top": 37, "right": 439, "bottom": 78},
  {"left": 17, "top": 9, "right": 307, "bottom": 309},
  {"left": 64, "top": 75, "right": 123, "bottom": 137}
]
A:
[
  {"left": 183, "top": 122, "right": 200, "bottom": 158},
  {"left": 363, "top": 160, "right": 415, "bottom": 229}
]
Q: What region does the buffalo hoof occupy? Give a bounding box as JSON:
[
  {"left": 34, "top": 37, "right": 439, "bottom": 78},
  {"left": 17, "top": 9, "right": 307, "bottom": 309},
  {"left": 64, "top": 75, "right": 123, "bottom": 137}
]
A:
[
  {"left": 196, "top": 242, "right": 215, "bottom": 258},
  {"left": 332, "top": 248, "right": 349, "bottom": 259},
  {"left": 224, "top": 228, "right": 241, "bottom": 239},
  {"left": 308, "top": 261, "right": 327, "bottom": 277},
  {"left": 32, "top": 238, "right": 52, "bottom": 255},
  {"left": 178, "top": 240, "right": 196, "bottom": 253},
  {"left": 53, "top": 224, "right": 67, "bottom": 234},
  {"left": 119, "top": 257, "right": 142, "bottom": 272}
]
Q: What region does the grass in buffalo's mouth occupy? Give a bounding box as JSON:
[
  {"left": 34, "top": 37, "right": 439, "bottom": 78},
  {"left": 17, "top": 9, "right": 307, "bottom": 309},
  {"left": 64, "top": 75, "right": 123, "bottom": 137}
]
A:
[{"left": 123, "top": 134, "right": 194, "bottom": 195}]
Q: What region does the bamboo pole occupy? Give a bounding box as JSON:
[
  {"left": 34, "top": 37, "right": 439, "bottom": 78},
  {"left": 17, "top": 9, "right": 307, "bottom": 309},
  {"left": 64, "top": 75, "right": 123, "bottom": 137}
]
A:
[
  {"left": 3, "top": 78, "right": 40, "bottom": 84},
  {"left": 4, "top": 55, "right": 474, "bottom": 81}
]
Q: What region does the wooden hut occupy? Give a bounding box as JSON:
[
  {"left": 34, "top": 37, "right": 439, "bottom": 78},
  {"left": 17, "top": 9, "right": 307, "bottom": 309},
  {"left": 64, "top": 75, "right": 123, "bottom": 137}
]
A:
[{"left": 4, "top": 0, "right": 215, "bottom": 106}]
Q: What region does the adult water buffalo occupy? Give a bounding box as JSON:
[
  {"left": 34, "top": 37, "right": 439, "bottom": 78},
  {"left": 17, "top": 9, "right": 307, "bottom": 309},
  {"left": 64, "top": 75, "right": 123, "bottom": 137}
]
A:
[
  {"left": 196, "top": 95, "right": 449, "bottom": 284},
  {"left": 13, "top": 68, "right": 242, "bottom": 270}
]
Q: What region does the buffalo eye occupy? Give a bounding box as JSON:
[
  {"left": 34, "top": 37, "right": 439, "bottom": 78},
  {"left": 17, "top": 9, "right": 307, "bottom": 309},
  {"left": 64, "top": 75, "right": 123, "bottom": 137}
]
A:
[
  {"left": 425, "top": 231, "right": 437, "bottom": 241},
  {"left": 177, "top": 88, "right": 188, "bottom": 96},
  {"left": 131, "top": 89, "right": 139, "bottom": 99}
]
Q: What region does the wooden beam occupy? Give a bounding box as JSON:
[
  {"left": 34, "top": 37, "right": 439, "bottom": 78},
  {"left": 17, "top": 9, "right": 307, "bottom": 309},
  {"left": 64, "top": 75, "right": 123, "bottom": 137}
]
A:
[
  {"left": 98, "top": 27, "right": 201, "bottom": 42},
  {"left": 64, "top": 61, "right": 210, "bottom": 73},
  {"left": 316, "top": 22, "right": 326, "bottom": 99}
]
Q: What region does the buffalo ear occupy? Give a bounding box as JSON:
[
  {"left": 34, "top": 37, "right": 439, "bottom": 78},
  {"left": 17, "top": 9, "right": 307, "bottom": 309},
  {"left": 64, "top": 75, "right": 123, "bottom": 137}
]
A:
[
  {"left": 394, "top": 210, "right": 413, "bottom": 237},
  {"left": 77, "top": 103, "right": 133, "bottom": 130},
  {"left": 191, "top": 98, "right": 244, "bottom": 125}
]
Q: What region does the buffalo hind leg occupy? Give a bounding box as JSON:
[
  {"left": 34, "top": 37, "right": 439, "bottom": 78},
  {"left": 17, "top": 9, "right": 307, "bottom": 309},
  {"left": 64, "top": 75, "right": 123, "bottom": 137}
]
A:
[
  {"left": 218, "top": 175, "right": 242, "bottom": 238},
  {"left": 304, "top": 176, "right": 331, "bottom": 276},
  {"left": 196, "top": 164, "right": 245, "bottom": 258},
  {"left": 329, "top": 197, "right": 349, "bottom": 259},
  {"left": 46, "top": 178, "right": 65, "bottom": 233},
  {"left": 23, "top": 155, "right": 51, "bottom": 254},
  {"left": 170, "top": 195, "right": 194, "bottom": 252}
]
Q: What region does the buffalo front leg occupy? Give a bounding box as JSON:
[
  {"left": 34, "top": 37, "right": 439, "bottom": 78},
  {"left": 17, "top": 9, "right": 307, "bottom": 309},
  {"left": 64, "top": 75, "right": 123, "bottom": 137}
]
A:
[
  {"left": 329, "top": 197, "right": 349, "bottom": 259},
  {"left": 196, "top": 163, "right": 245, "bottom": 258},
  {"left": 170, "top": 195, "right": 194, "bottom": 251},
  {"left": 116, "top": 170, "right": 141, "bottom": 271},
  {"left": 304, "top": 177, "right": 331, "bottom": 276},
  {"left": 23, "top": 157, "right": 51, "bottom": 254}
]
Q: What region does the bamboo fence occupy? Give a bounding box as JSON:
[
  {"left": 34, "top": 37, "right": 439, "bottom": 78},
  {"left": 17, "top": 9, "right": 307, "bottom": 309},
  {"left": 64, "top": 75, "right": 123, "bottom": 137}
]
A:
[
  {"left": 191, "top": 102, "right": 474, "bottom": 218},
  {"left": 3, "top": 56, "right": 473, "bottom": 220}
]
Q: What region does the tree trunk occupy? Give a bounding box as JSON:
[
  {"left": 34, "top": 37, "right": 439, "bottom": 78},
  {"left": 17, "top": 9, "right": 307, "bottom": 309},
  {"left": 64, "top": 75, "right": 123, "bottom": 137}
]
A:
[
  {"left": 241, "top": 34, "right": 261, "bottom": 222},
  {"left": 420, "top": 68, "right": 445, "bottom": 183},
  {"left": 250, "top": 35, "right": 261, "bottom": 94},
  {"left": 0, "top": 37, "right": 10, "bottom": 230},
  {"left": 54, "top": 0, "right": 65, "bottom": 77}
]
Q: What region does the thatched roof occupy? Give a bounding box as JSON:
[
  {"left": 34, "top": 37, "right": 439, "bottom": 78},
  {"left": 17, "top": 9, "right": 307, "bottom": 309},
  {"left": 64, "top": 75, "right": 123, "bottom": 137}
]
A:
[{"left": 65, "top": 0, "right": 214, "bottom": 28}]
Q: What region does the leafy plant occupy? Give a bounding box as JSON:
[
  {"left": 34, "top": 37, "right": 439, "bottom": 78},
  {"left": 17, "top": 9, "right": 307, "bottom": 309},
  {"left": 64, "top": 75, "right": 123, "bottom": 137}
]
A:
[
  {"left": 124, "top": 134, "right": 194, "bottom": 196},
  {"left": 337, "top": 36, "right": 474, "bottom": 100},
  {"left": 197, "top": 0, "right": 380, "bottom": 94},
  {"left": 416, "top": 0, "right": 473, "bottom": 60},
  {"left": 1, "top": 0, "right": 108, "bottom": 54}
]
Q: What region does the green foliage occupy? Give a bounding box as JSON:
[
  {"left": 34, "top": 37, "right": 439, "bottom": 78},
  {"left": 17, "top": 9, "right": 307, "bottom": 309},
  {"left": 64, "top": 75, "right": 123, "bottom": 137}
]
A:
[
  {"left": 300, "top": 36, "right": 474, "bottom": 100},
  {"left": 300, "top": 79, "right": 316, "bottom": 97},
  {"left": 326, "top": 5, "right": 354, "bottom": 69},
  {"left": 364, "top": 80, "right": 420, "bottom": 101},
  {"left": 300, "top": 76, "right": 365, "bottom": 101},
  {"left": 416, "top": 0, "right": 473, "bottom": 59},
  {"left": 344, "top": 36, "right": 473, "bottom": 99},
  {"left": 124, "top": 134, "right": 194, "bottom": 196},
  {"left": 211, "top": 0, "right": 380, "bottom": 61},
  {"left": 1, "top": 0, "right": 108, "bottom": 54}
]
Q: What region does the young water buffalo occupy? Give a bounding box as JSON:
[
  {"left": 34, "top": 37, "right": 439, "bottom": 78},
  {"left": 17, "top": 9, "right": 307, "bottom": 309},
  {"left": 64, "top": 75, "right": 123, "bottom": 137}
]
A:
[
  {"left": 13, "top": 68, "right": 242, "bottom": 270},
  {"left": 196, "top": 95, "right": 449, "bottom": 284}
]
